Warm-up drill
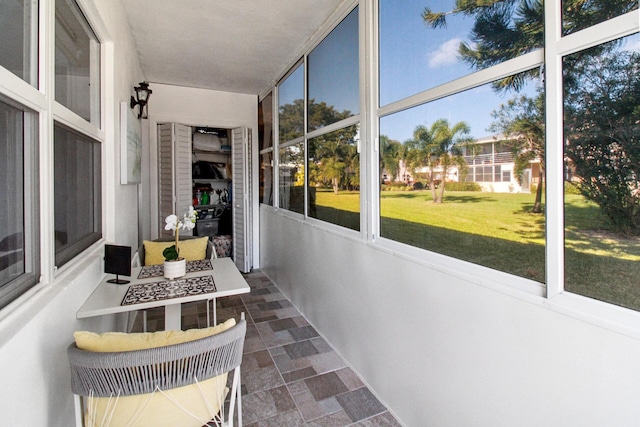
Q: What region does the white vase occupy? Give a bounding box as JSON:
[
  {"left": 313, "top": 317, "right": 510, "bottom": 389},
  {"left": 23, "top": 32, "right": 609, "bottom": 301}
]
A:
[{"left": 164, "top": 258, "right": 186, "bottom": 280}]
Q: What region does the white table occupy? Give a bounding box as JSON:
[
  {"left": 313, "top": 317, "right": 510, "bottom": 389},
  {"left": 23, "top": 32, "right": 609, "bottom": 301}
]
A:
[{"left": 77, "top": 257, "right": 250, "bottom": 330}]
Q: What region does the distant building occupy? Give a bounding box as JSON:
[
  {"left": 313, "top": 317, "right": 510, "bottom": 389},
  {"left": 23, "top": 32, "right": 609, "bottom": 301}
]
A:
[
  {"left": 383, "top": 134, "right": 542, "bottom": 193},
  {"left": 460, "top": 135, "right": 541, "bottom": 193}
]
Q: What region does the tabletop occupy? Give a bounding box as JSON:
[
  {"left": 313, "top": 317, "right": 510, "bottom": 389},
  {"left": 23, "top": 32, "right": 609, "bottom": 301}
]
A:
[{"left": 77, "top": 257, "right": 250, "bottom": 321}]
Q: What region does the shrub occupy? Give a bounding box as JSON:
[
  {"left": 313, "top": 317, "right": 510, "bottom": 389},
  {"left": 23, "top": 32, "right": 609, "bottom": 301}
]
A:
[
  {"left": 381, "top": 182, "right": 412, "bottom": 191},
  {"left": 530, "top": 183, "right": 545, "bottom": 194},
  {"left": 444, "top": 182, "right": 482, "bottom": 191},
  {"left": 564, "top": 181, "right": 581, "bottom": 195},
  {"left": 413, "top": 181, "right": 424, "bottom": 190}
]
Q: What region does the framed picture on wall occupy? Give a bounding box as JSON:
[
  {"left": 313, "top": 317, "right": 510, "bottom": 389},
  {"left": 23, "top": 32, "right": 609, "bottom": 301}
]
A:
[{"left": 120, "top": 101, "right": 142, "bottom": 184}]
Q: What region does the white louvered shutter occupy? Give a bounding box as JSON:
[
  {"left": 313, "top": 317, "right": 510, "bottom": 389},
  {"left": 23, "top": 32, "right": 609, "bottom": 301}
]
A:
[
  {"left": 174, "top": 124, "right": 193, "bottom": 236},
  {"left": 232, "top": 127, "right": 252, "bottom": 272},
  {"left": 158, "top": 123, "right": 174, "bottom": 237},
  {"left": 158, "top": 123, "right": 192, "bottom": 236}
]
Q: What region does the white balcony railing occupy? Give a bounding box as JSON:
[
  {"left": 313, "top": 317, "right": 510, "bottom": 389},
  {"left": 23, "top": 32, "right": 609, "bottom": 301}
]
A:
[{"left": 464, "top": 152, "right": 515, "bottom": 165}]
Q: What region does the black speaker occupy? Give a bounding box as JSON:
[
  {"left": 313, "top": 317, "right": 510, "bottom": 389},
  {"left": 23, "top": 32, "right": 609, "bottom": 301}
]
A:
[{"left": 104, "top": 244, "right": 131, "bottom": 284}]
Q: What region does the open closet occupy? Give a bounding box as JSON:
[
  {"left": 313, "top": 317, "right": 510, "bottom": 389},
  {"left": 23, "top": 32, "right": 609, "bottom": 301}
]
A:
[{"left": 157, "top": 123, "right": 252, "bottom": 272}]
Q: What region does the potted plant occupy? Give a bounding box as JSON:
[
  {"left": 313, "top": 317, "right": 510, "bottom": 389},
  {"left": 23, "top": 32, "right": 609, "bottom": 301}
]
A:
[{"left": 163, "top": 206, "right": 197, "bottom": 279}]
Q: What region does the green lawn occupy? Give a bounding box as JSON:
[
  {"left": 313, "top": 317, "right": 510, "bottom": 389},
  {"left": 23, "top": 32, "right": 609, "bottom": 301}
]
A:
[
  {"left": 379, "top": 190, "right": 547, "bottom": 281},
  {"left": 313, "top": 189, "right": 360, "bottom": 231},
  {"left": 313, "top": 188, "right": 640, "bottom": 311}
]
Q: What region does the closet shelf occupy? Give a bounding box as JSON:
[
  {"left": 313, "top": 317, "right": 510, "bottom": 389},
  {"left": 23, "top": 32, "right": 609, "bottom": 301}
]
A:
[{"left": 192, "top": 149, "right": 231, "bottom": 155}]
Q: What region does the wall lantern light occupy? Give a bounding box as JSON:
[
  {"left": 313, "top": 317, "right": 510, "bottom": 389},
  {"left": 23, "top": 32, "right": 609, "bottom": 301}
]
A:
[{"left": 130, "top": 81, "right": 152, "bottom": 119}]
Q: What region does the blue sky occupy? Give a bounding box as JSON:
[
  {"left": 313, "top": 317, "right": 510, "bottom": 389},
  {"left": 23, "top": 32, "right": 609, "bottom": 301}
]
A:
[
  {"left": 278, "top": 7, "right": 359, "bottom": 115},
  {"left": 378, "top": 0, "right": 539, "bottom": 143},
  {"left": 308, "top": 7, "right": 359, "bottom": 115},
  {"left": 276, "top": 1, "right": 638, "bottom": 145},
  {"left": 379, "top": 0, "right": 477, "bottom": 105},
  {"left": 278, "top": 64, "right": 303, "bottom": 109},
  {"left": 377, "top": 0, "right": 539, "bottom": 143},
  {"left": 277, "top": 1, "right": 546, "bottom": 143}
]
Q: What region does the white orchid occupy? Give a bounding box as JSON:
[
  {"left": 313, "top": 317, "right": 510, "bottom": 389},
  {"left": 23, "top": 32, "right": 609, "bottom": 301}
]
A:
[
  {"left": 164, "top": 214, "right": 178, "bottom": 231},
  {"left": 163, "top": 206, "right": 198, "bottom": 260},
  {"left": 164, "top": 206, "right": 197, "bottom": 232}
]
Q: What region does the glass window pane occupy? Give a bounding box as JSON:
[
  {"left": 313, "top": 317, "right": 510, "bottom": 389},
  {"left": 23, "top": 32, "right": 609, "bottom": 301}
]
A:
[
  {"left": 562, "top": 0, "right": 637, "bottom": 36},
  {"left": 54, "top": 123, "right": 102, "bottom": 267},
  {"left": 308, "top": 125, "right": 360, "bottom": 231},
  {"left": 278, "top": 64, "right": 304, "bottom": 143},
  {"left": 308, "top": 7, "right": 359, "bottom": 132},
  {"left": 0, "top": 0, "right": 38, "bottom": 86},
  {"left": 279, "top": 142, "right": 304, "bottom": 214},
  {"left": 380, "top": 72, "right": 545, "bottom": 282},
  {"left": 260, "top": 151, "right": 274, "bottom": 206},
  {"left": 379, "top": 0, "right": 543, "bottom": 106},
  {"left": 0, "top": 101, "right": 24, "bottom": 287},
  {"left": 259, "top": 93, "right": 273, "bottom": 151},
  {"left": 55, "top": 0, "right": 101, "bottom": 125},
  {"left": 563, "top": 33, "right": 640, "bottom": 311},
  {"left": 0, "top": 97, "right": 39, "bottom": 309}
]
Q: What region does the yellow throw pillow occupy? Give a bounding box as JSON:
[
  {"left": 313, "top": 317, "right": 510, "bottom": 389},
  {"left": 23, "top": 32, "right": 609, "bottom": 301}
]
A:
[
  {"left": 142, "top": 237, "right": 208, "bottom": 266},
  {"left": 74, "top": 318, "right": 237, "bottom": 427}
]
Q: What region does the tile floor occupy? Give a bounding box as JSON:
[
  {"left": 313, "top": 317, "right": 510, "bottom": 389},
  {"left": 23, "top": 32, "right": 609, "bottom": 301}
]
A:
[{"left": 136, "top": 270, "right": 402, "bottom": 427}]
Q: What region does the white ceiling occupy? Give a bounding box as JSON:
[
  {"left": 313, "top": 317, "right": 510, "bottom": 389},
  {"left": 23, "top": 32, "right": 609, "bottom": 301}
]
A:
[{"left": 121, "top": 0, "right": 345, "bottom": 95}]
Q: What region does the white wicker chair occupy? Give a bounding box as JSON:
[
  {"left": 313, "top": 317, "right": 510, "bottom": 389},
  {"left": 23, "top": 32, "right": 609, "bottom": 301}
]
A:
[{"left": 68, "top": 318, "right": 246, "bottom": 427}]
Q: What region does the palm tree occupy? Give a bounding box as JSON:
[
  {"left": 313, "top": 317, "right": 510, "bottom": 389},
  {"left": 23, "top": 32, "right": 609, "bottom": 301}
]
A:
[
  {"left": 404, "top": 119, "right": 476, "bottom": 203},
  {"left": 428, "top": 119, "right": 476, "bottom": 203},
  {"left": 343, "top": 143, "right": 360, "bottom": 190},
  {"left": 380, "top": 135, "right": 403, "bottom": 184},
  {"left": 404, "top": 125, "right": 436, "bottom": 194},
  {"left": 319, "top": 155, "right": 345, "bottom": 195},
  {"left": 309, "top": 126, "right": 358, "bottom": 194}
]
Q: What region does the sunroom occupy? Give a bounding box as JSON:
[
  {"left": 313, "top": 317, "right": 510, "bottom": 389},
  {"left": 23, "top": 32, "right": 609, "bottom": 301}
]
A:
[{"left": 1, "top": 1, "right": 640, "bottom": 426}]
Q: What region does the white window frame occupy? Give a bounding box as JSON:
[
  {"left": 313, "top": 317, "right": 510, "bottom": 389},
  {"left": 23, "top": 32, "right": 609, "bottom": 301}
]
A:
[
  {"left": 273, "top": 3, "right": 364, "bottom": 237},
  {"left": 0, "top": 95, "right": 40, "bottom": 310},
  {"left": 258, "top": 92, "right": 275, "bottom": 207},
  {"left": 543, "top": 5, "right": 640, "bottom": 335},
  {"left": 0, "top": 0, "right": 112, "bottom": 330},
  {"left": 51, "top": 0, "right": 107, "bottom": 274},
  {"left": 264, "top": 0, "right": 640, "bottom": 337},
  {"left": 369, "top": 1, "right": 640, "bottom": 338}
]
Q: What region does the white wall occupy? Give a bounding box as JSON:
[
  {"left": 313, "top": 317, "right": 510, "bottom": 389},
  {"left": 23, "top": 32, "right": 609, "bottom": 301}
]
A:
[
  {"left": 98, "top": 0, "right": 148, "bottom": 251},
  {"left": 0, "top": 1, "right": 145, "bottom": 425},
  {"left": 146, "top": 84, "right": 259, "bottom": 265},
  {"left": 260, "top": 207, "right": 640, "bottom": 427},
  {"left": 0, "top": 252, "right": 114, "bottom": 426}
]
